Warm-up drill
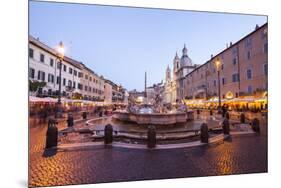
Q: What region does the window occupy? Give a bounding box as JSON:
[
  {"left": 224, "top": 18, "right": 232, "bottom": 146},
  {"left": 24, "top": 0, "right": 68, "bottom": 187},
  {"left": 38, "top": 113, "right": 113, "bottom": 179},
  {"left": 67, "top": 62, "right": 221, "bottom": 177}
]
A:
[
  {"left": 248, "top": 85, "right": 253, "bottom": 94},
  {"left": 63, "top": 78, "right": 66, "bottom": 86},
  {"left": 50, "top": 58, "right": 54, "bottom": 67},
  {"left": 85, "top": 86, "right": 88, "bottom": 91},
  {"left": 48, "top": 74, "right": 54, "bottom": 83},
  {"left": 89, "top": 87, "right": 91, "bottom": 92},
  {"left": 68, "top": 80, "right": 72, "bottom": 87},
  {"left": 74, "top": 70, "right": 77, "bottom": 76},
  {"left": 213, "top": 80, "right": 216, "bottom": 87},
  {"left": 40, "top": 53, "right": 44, "bottom": 63},
  {"left": 56, "top": 76, "right": 60, "bottom": 84},
  {"left": 264, "top": 64, "right": 268, "bottom": 75},
  {"left": 232, "top": 73, "right": 239, "bottom": 82},
  {"left": 232, "top": 46, "right": 238, "bottom": 56},
  {"left": 57, "top": 62, "right": 61, "bottom": 69},
  {"left": 37, "top": 71, "right": 45, "bottom": 81},
  {"left": 63, "top": 65, "right": 67, "bottom": 72},
  {"left": 247, "top": 51, "right": 251, "bottom": 60},
  {"left": 78, "top": 83, "right": 83, "bottom": 90},
  {"left": 263, "top": 43, "right": 268, "bottom": 53},
  {"left": 261, "top": 28, "right": 267, "bottom": 39},
  {"left": 29, "top": 48, "right": 34, "bottom": 58},
  {"left": 37, "top": 71, "right": 40, "bottom": 80},
  {"left": 221, "top": 64, "right": 224, "bottom": 70},
  {"left": 69, "top": 67, "right": 73, "bottom": 74},
  {"left": 29, "top": 68, "right": 35, "bottom": 79},
  {"left": 78, "top": 72, "right": 83, "bottom": 78},
  {"left": 222, "top": 78, "right": 226, "bottom": 85},
  {"left": 85, "top": 75, "right": 88, "bottom": 80},
  {"left": 244, "top": 37, "right": 252, "bottom": 48},
  {"left": 233, "top": 58, "right": 237, "bottom": 65},
  {"left": 73, "top": 81, "right": 76, "bottom": 89},
  {"left": 247, "top": 69, "right": 252, "bottom": 80},
  {"left": 90, "top": 77, "right": 92, "bottom": 81}
]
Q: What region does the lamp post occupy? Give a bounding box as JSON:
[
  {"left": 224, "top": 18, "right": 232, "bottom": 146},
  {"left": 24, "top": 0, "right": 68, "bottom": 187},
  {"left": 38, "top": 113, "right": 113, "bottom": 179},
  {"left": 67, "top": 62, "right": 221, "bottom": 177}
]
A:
[
  {"left": 214, "top": 58, "right": 222, "bottom": 112},
  {"left": 55, "top": 41, "right": 65, "bottom": 118}
]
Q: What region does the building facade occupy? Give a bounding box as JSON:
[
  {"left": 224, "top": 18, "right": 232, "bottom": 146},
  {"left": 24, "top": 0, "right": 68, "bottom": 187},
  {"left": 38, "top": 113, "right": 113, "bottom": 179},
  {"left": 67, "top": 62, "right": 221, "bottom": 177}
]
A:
[
  {"left": 29, "top": 36, "right": 82, "bottom": 98},
  {"left": 29, "top": 36, "right": 108, "bottom": 101},
  {"left": 104, "top": 80, "right": 113, "bottom": 104},
  {"left": 163, "top": 44, "right": 197, "bottom": 103},
  {"left": 163, "top": 66, "right": 177, "bottom": 103},
  {"left": 183, "top": 23, "right": 268, "bottom": 101},
  {"left": 104, "top": 79, "right": 127, "bottom": 103},
  {"left": 78, "top": 64, "right": 105, "bottom": 101},
  {"left": 174, "top": 45, "right": 198, "bottom": 101}
]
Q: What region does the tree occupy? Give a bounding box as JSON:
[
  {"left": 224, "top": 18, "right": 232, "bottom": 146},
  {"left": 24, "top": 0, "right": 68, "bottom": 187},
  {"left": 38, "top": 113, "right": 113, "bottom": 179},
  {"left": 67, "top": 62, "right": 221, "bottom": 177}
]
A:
[{"left": 29, "top": 80, "right": 46, "bottom": 95}]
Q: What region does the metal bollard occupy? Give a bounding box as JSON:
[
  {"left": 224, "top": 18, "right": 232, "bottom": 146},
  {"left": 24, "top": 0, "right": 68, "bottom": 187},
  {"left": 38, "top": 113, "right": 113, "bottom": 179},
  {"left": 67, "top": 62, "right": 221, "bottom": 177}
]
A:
[
  {"left": 82, "top": 111, "right": 87, "bottom": 120},
  {"left": 104, "top": 124, "right": 113, "bottom": 144},
  {"left": 67, "top": 113, "right": 74, "bottom": 127},
  {"left": 240, "top": 113, "right": 245, "bottom": 123},
  {"left": 225, "top": 112, "right": 230, "bottom": 120},
  {"left": 222, "top": 118, "right": 230, "bottom": 135},
  {"left": 210, "top": 110, "right": 213, "bottom": 116},
  {"left": 99, "top": 111, "right": 103, "bottom": 117},
  {"left": 46, "top": 118, "right": 58, "bottom": 149},
  {"left": 251, "top": 118, "right": 260, "bottom": 133},
  {"left": 200, "top": 123, "right": 209, "bottom": 143}
]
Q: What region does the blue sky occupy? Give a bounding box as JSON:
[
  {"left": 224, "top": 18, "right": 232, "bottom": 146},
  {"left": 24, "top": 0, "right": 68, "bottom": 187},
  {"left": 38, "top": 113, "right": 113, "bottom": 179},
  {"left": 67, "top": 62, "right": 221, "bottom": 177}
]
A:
[{"left": 29, "top": 1, "right": 267, "bottom": 91}]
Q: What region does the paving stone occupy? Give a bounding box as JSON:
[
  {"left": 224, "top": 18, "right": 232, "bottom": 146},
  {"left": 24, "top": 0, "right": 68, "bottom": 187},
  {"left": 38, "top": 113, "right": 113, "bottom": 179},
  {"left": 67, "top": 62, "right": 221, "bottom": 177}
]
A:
[{"left": 29, "top": 115, "right": 268, "bottom": 187}]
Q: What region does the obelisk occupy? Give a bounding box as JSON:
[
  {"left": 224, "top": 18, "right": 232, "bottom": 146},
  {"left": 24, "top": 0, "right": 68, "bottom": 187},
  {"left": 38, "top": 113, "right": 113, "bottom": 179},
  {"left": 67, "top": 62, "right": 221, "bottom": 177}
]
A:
[{"left": 144, "top": 71, "right": 147, "bottom": 98}]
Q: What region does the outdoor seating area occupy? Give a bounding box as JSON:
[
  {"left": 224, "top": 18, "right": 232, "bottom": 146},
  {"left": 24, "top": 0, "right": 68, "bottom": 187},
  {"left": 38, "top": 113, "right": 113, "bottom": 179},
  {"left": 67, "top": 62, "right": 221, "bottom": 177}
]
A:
[{"left": 184, "top": 95, "right": 267, "bottom": 113}]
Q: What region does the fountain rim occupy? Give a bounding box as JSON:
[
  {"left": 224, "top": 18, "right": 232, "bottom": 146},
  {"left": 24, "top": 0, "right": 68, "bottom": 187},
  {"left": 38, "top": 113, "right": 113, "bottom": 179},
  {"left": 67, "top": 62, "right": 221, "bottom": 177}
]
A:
[{"left": 113, "top": 110, "right": 193, "bottom": 116}]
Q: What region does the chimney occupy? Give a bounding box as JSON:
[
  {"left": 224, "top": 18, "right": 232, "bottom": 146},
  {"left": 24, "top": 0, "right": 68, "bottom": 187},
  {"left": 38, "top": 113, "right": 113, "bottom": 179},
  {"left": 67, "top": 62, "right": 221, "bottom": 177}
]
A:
[
  {"left": 36, "top": 37, "right": 39, "bottom": 41},
  {"left": 211, "top": 54, "right": 213, "bottom": 59},
  {"left": 230, "top": 42, "right": 232, "bottom": 46},
  {"left": 255, "top": 24, "right": 259, "bottom": 30}
]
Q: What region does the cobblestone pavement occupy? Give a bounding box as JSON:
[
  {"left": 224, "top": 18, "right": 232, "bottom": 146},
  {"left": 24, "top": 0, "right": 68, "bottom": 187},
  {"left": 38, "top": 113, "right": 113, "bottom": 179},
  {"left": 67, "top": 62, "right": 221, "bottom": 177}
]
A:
[{"left": 29, "top": 114, "right": 268, "bottom": 187}]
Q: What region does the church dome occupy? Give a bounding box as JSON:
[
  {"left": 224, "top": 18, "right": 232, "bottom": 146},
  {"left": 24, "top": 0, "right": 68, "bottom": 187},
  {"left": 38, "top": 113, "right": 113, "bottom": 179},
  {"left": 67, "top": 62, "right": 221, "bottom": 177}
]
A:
[{"left": 180, "top": 44, "right": 192, "bottom": 67}]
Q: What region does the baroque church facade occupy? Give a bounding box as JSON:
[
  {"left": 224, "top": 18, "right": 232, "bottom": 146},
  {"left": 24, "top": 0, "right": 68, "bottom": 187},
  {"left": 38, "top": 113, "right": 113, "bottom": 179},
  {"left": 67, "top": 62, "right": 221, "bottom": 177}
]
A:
[{"left": 164, "top": 44, "right": 198, "bottom": 103}]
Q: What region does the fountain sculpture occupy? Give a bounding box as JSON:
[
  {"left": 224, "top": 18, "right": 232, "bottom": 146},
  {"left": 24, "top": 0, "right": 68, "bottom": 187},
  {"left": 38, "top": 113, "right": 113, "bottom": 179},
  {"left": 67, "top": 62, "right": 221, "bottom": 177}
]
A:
[{"left": 113, "top": 73, "right": 194, "bottom": 125}]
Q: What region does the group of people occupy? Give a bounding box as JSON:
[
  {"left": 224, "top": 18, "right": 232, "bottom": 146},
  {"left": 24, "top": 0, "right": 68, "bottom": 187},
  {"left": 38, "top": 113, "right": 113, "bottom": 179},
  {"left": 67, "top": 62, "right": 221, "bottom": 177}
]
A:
[{"left": 29, "top": 103, "right": 126, "bottom": 126}]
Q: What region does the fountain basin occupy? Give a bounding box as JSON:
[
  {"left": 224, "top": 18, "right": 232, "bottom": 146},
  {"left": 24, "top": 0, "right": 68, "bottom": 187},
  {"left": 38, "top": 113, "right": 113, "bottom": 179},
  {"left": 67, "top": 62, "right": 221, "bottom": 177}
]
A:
[{"left": 113, "top": 111, "right": 194, "bottom": 125}]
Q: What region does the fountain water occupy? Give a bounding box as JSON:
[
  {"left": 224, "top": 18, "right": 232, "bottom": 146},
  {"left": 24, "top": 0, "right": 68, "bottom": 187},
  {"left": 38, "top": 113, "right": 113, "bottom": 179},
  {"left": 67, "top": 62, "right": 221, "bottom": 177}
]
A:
[{"left": 113, "top": 82, "right": 193, "bottom": 125}]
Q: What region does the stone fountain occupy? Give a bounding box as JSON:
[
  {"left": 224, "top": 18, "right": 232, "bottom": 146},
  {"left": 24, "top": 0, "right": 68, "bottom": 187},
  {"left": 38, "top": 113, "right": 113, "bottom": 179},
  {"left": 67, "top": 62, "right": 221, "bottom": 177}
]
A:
[{"left": 113, "top": 80, "right": 193, "bottom": 125}]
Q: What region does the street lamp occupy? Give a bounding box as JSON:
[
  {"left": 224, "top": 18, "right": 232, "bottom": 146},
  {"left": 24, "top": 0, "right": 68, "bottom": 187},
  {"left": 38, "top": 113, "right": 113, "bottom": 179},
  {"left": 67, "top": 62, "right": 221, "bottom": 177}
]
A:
[
  {"left": 55, "top": 41, "right": 64, "bottom": 118},
  {"left": 214, "top": 58, "right": 222, "bottom": 112}
]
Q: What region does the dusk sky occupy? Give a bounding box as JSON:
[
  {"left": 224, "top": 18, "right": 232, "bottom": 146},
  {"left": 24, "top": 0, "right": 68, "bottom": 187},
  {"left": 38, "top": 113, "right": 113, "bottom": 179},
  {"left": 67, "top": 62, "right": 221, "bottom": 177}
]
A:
[{"left": 29, "top": 1, "right": 267, "bottom": 91}]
